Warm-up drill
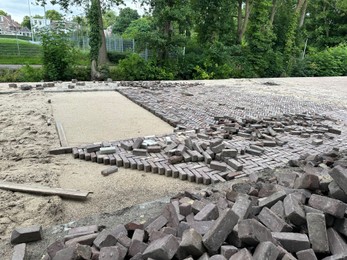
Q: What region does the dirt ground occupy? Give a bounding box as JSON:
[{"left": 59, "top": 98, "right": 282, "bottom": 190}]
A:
[{"left": 0, "top": 77, "right": 346, "bottom": 258}]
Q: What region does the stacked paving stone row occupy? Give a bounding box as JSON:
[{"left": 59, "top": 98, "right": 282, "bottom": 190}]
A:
[
  {"left": 66, "top": 113, "right": 344, "bottom": 184},
  {"left": 20, "top": 148, "right": 347, "bottom": 259},
  {"left": 117, "top": 82, "right": 338, "bottom": 130}
]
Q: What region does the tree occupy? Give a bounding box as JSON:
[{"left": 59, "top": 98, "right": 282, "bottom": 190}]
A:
[
  {"left": 22, "top": 16, "right": 31, "bottom": 29},
  {"left": 103, "top": 10, "right": 117, "bottom": 28},
  {"left": 191, "top": 0, "right": 235, "bottom": 45},
  {"left": 0, "top": 10, "right": 8, "bottom": 16},
  {"left": 45, "top": 9, "right": 64, "bottom": 20},
  {"left": 39, "top": 0, "right": 124, "bottom": 80},
  {"left": 122, "top": 16, "right": 154, "bottom": 40},
  {"left": 237, "top": 0, "right": 253, "bottom": 44},
  {"left": 112, "top": 7, "right": 139, "bottom": 34},
  {"left": 246, "top": 0, "right": 276, "bottom": 76}
]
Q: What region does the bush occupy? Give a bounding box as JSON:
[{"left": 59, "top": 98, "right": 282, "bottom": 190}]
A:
[
  {"left": 110, "top": 53, "right": 174, "bottom": 80},
  {"left": 107, "top": 52, "right": 128, "bottom": 64},
  {"left": 292, "top": 45, "right": 347, "bottom": 77},
  {"left": 0, "top": 65, "right": 42, "bottom": 82},
  {"left": 41, "top": 27, "right": 76, "bottom": 81}
]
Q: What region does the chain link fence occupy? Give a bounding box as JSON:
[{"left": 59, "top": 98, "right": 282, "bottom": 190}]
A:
[{"left": 0, "top": 33, "right": 136, "bottom": 58}]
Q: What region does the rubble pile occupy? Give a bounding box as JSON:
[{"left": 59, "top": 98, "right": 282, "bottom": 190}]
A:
[
  {"left": 118, "top": 81, "right": 202, "bottom": 90},
  {"left": 12, "top": 148, "right": 347, "bottom": 259},
  {"left": 50, "top": 113, "right": 343, "bottom": 185}
]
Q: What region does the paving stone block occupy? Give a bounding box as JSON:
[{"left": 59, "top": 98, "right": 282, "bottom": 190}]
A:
[
  {"left": 307, "top": 213, "right": 329, "bottom": 254},
  {"left": 209, "top": 255, "right": 226, "bottom": 260},
  {"left": 99, "top": 246, "right": 123, "bottom": 260},
  {"left": 277, "top": 172, "right": 298, "bottom": 188},
  {"left": 270, "top": 201, "right": 285, "bottom": 219},
  {"left": 238, "top": 219, "right": 273, "bottom": 246},
  {"left": 65, "top": 233, "right": 98, "bottom": 247},
  {"left": 284, "top": 193, "right": 306, "bottom": 226},
  {"left": 226, "top": 158, "right": 243, "bottom": 171},
  {"left": 258, "top": 207, "right": 292, "bottom": 232},
  {"left": 296, "top": 249, "right": 318, "bottom": 260},
  {"left": 100, "top": 147, "right": 116, "bottom": 154},
  {"left": 132, "top": 229, "right": 146, "bottom": 242},
  {"left": 258, "top": 190, "right": 287, "bottom": 208},
  {"left": 231, "top": 194, "right": 252, "bottom": 220},
  {"left": 294, "top": 173, "right": 320, "bottom": 190},
  {"left": 229, "top": 248, "right": 252, "bottom": 260},
  {"left": 147, "top": 145, "right": 161, "bottom": 153},
  {"left": 308, "top": 194, "right": 347, "bottom": 218},
  {"left": 142, "top": 235, "right": 179, "bottom": 260},
  {"left": 271, "top": 232, "right": 310, "bottom": 253},
  {"left": 162, "top": 203, "right": 180, "bottom": 228},
  {"left": 145, "top": 215, "right": 168, "bottom": 233},
  {"left": 210, "top": 161, "right": 227, "bottom": 171},
  {"left": 190, "top": 221, "right": 214, "bottom": 236},
  {"left": 12, "top": 243, "right": 26, "bottom": 260},
  {"left": 327, "top": 228, "right": 347, "bottom": 255},
  {"left": 329, "top": 166, "right": 347, "bottom": 195},
  {"left": 202, "top": 209, "right": 239, "bottom": 253},
  {"left": 246, "top": 148, "right": 262, "bottom": 156},
  {"left": 211, "top": 143, "right": 225, "bottom": 154},
  {"left": 334, "top": 218, "right": 347, "bottom": 238},
  {"left": 194, "top": 203, "right": 219, "bottom": 221},
  {"left": 133, "top": 148, "right": 148, "bottom": 157},
  {"left": 11, "top": 225, "right": 42, "bottom": 244},
  {"left": 133, "top": 137, "right": 144, "bottom": 149},
  {"left": 179, "top": 228, "right": 205, "bottom": 258},
  {"left": 169, "top": 155, "right": 184, "bottom": 164},
  {"left": 220, "top": 245, "right": 238, "bottom": 259},
  {"left": 322, "top": 253, "right": 347, "bottom": 260},
  {"left": 101, "top": 166, "right": 118, "bottom": 176},
  {"left": 253, "top": 241, "right": 279, "bottom": 260},
  {"left": 329, "top": 181, "right": 347, "bottom": 203},
  {"left": 93, "top": 230, "right": 118, "bottom": 249},
  {"left": 128, "top": 240, "right": 148, "bottom": 257}
]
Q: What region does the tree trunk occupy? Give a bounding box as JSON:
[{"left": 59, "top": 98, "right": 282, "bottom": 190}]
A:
[
  {"left": 237, "top": 0, "right": 252, "bottom": 44},
  {"left": 270, "top": 0, "right": 277, "bottom": 25},
  {"left": 96, "top": 0, "right": 108, "bottom": 66},
  {"left": 299, "top": 0, "right": 308, "bottom": 28},
  {"left": 295, "top": 0, "right": 305, "bottom": 13}
]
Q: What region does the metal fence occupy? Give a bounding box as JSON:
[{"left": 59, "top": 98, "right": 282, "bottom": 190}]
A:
[{"left": 0, "top": 34, "right": 135, "bottom": 57}]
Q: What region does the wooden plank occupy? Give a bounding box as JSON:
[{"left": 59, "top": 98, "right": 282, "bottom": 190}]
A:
[
  {"left": 0, "top": 181, "right": 91, "bottom": 200},
  {"left": 55, "top": 121, "right": 68, "bottom": 147}
]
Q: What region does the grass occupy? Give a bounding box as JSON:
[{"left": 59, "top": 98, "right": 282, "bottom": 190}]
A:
[{"left": 0, "top": 38, "right": 42, "bottom": 62}]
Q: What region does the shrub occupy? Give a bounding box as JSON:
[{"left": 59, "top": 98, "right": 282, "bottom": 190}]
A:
[
  {"left": 0, "top": 66, "right": 42, "bottom": 82},
  {"left": 41, "top": 27, "right": 76, "bottom": 81},
  {"left": 110, "top": 53, "right": 174, "bottom": 80},
  {"left": 107, "top": 52, "right": 128, "bottom": 64}
]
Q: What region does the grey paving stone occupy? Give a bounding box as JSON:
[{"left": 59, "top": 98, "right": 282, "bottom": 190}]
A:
[
  {"left": 202, "top": 209, "right": 239, "bottom": 253},
  {"left": 296, "top": 249, "right": 318, "bottom": 260},
  {"left": 238, "top": 219, "right": 273, "bottom": 246},
  {"left": 142, "top": 235, "right": 179, "bottom": 260},
  {"left": 327, "top": 228, "right": 347, "bottom": 255},
  {"left": 194, "top": 203, "right": 219, "bottom": 221},
  {"left": 229, "top": 248, "right": 252, "bottom": 260},
  {"left": 306, "top": 213, "right": 330, "bottom": 254},
  {"left": 308, "top": 194, "right": 347, "bottom": 218},
  {"left": 179, "top": 228, "right": 205, "bottom": 258},
  {"left": 284, "top": 193, "right": 306, "bottom": 226},
  {"left": 11, "top": 225, "right": 42, "bottom": 244},
  {"left": 12, "top": 243, "right": 26, "bottom": 260},
  {"left": 258, "top": 190, "right": 287, "bottom": 208},
  {"left": 252, "top": 241, "right": 279, "bottom": 260},
  {"left": 271, "top": 232, "right": 310, "bottom": 253},
  {"left": 231, "top": 194, "right": 252, "bottom": 221},
  {"left": 258, "top": 207, "right": 292, "bottom": 232}
]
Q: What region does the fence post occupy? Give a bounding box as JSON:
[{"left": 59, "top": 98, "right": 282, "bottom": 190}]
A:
[{"left": 132, "top": 39, "right": 135, "bottom": 52}]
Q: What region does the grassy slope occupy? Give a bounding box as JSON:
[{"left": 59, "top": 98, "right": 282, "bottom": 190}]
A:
[{"left": 0, "top": 38, "right": 42, "bottom": 64}]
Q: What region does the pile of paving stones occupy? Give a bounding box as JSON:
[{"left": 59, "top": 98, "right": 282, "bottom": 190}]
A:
[
  {"left": 50, "top": 113, "right": 344, "bottom": 185},
  {"left": 118, "top": 81, "right": 202, "bottom": 90},
  {"left": 11, "top": 148, "right": 347, "bottom": 259}
]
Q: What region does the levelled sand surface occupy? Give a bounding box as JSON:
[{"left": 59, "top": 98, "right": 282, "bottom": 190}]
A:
[{"left": 50, "top": 91, "right": 173, "bottom": 146}]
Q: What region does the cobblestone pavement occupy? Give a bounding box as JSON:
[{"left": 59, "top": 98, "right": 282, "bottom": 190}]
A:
[{"left": 71, "top": 79, "right": 347, "bottom": 183}]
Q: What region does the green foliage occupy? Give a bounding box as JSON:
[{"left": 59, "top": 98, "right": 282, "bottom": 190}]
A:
[
  {"left": 107, "top": 51, "right": 128, "bottom": 63},
  {"left": 293, "top": 45, "right": 347, "bottom": 76},
  {"left": 246, "top": 0, "right": 276, "bottom": 77},
  {"left": 191, "top": 0, "right": 235, "bottom": 45},
  {"left": 112, "top": 8, "right": 140, "bottom": 35},
  {"left": 21, "top": 16, "right": 31, "bottom": 30},
  {"left": 0, "top": 66, "right": 42, "bottom": 82},
  {"left": 0, "top": 10, "right": 8, "bottom": 16},
  {"left": 87, "top": 0, "right": 102, "bottom": 62},
  {"left": 45, "top": 10, "right": 64, "bottom": 20},
  {"left": 103, "top": 10, "right": 117, "bottom": 29},
  {"left": 110, "top": 53, "right": 174, "bottom": 80},
  {"left": 41, "top": 27, "right": 76, "bottom": 81},
  {"left": 122, "top": 17, "right": 154, "bottom": 45}
]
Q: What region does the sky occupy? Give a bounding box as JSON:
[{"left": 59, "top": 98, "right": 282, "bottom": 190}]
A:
[{"left": 0, "top": 0, "right": 146, "bottom": 24}]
